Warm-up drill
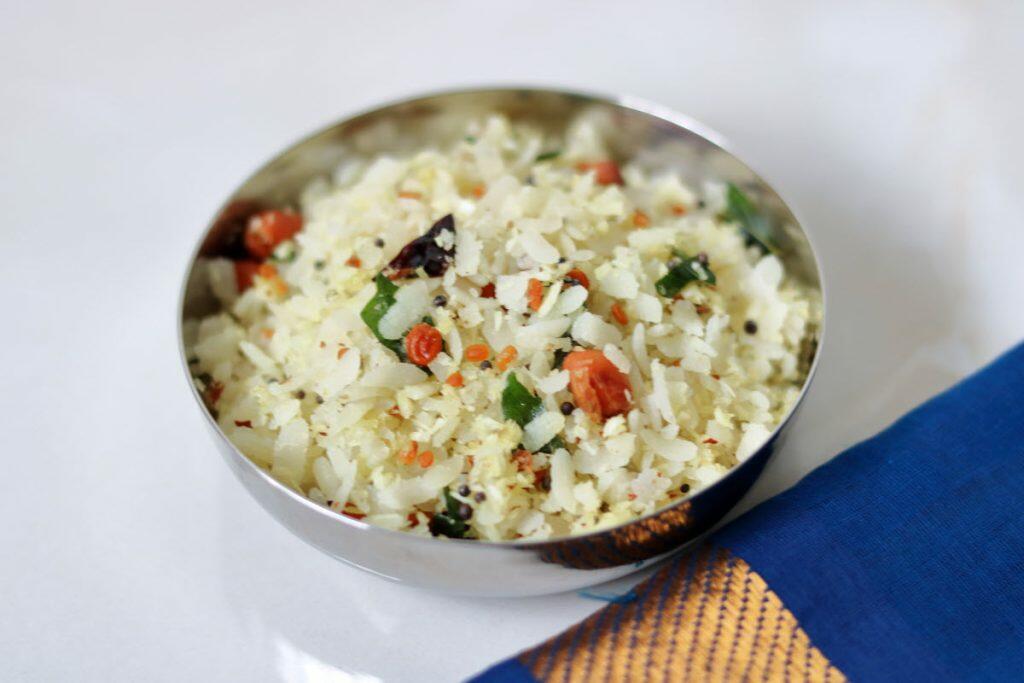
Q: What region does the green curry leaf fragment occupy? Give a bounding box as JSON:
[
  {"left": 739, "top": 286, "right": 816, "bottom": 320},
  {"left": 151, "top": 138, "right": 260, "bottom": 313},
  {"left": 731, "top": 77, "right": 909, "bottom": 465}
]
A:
[
  {"left": 428, "top": 486, "right": 468, "bottom": 538},
  {"left": 502, "top": 374, "right": 564, "bottom": 453},
  {"left": 725, "top": 183, "right": 774, "bottom": 253},
  {"left": 655, "top": 250, "right": 716, "bottom": 297},
  {"left": 359, "top": 274, "right": 405, "bottom": 358},
  {"left": 502, "top": 373, "right": 543, "bottom": 427}
]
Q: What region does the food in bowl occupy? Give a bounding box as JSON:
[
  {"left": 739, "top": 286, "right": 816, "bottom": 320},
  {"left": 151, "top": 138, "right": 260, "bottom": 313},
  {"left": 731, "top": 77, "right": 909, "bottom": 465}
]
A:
[{"left": 185, "top": 113, "right": 820, "bottom": 541}]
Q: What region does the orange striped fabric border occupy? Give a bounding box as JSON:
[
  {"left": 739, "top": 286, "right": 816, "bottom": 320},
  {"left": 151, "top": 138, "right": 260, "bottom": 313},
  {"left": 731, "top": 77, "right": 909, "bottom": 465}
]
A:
[{"left": 518, "top": 546, "right": 845, "bottom": 682}]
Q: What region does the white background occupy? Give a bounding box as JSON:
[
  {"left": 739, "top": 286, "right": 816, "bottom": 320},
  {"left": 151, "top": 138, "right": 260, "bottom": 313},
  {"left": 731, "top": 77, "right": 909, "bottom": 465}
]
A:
[{"left": 2, "top": 1, "right": 1022, "bottom": 681}]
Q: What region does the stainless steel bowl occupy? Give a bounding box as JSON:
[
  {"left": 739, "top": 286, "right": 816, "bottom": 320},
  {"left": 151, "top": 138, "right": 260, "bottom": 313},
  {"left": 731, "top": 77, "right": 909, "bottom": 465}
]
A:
[{"left": 178, "top": 87, "right": 824, "bottom": 597}]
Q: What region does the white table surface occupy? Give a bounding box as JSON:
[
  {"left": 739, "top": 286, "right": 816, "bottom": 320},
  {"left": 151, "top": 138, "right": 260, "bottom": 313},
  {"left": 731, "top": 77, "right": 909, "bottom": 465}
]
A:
[{"left": 3, "top": 1, "right": 1022, "bottom": 680}]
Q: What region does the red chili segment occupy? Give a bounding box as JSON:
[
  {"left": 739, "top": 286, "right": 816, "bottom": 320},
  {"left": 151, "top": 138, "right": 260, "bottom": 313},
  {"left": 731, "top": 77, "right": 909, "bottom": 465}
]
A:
[
  {"left": 405, "top": 323, "right": 443, "bottom": 366},
  {"left": 565, "top": 268, "right": 590, "bottom": 289},
  {"left": 234, "top": 261, "right": 260, "bottom": 292},
  {"left": 527, "top": 278, "right": 544, "bottom": 311},
  {"left": 244, "top": 209, "right": 303, "bottom": 259},
  {"left": 563, "top": 349, "right": 632, "bottom": 422},
  {"left": 577, "top": 160, "right": 623, "bottom": 186},
  {"left": 513, "top": 449, "right": 533, "bottom": 473}
]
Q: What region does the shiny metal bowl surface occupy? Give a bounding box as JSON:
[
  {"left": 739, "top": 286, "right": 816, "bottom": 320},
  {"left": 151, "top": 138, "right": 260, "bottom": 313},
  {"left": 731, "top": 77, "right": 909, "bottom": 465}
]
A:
[{"left": 178, "top": 87, "right": 824, "bottom": 597}]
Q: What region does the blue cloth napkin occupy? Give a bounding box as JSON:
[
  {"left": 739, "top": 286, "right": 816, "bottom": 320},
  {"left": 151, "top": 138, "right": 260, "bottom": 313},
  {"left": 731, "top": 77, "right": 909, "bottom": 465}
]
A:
[{"left": 474, "top": 342, "right": 1024, "bottom": 681}]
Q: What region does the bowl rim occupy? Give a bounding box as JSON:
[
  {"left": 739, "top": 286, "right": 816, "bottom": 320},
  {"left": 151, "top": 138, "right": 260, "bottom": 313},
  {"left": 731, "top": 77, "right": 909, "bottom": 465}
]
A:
[{"left": 177, "top": 84, "right": 827, "bottom": 550}]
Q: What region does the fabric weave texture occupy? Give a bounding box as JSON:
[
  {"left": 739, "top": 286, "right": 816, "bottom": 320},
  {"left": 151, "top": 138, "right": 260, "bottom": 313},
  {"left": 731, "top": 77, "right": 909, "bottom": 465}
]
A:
[{"left": 472, "top": 342, "right": 1024, "bottom": 682}]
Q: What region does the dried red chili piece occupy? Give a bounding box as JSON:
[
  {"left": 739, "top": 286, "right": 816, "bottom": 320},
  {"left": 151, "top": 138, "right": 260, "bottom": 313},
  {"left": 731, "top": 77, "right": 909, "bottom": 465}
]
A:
[
  {"left": 405, "top": 323, "right": 443, "bottom": 366},
  {"left": 564, "top": 268, "right": 590, "bottom": 290},
  {"left": 205, "top": 380, "right": 224, "bottom": 406},
  {"left": 513, "top": 449, "right": 533, "bottom": 473},
  {"left": 244, "top": 209, "right": 303, "bottom": 259},
  {"left": 200, "top": 199, "right": 264, "bottom": 259},
  {"left": 384, "top": 214, "right": 456, "bottom": 279},
  {"left": 563, "top": 350, "right": 632, "bottom": 422},
  {"left": 577, "top": 160, "right": 623, "bottom": 185},
  {"left": 234, "top": 261, "right": 260, "bottom": 292}
]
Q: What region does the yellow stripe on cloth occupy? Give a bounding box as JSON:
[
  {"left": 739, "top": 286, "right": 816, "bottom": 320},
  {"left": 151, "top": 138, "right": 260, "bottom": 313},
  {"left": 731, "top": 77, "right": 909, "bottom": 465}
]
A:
[{"left": 519, "top": 546, "right": 845, "bottom": 682}]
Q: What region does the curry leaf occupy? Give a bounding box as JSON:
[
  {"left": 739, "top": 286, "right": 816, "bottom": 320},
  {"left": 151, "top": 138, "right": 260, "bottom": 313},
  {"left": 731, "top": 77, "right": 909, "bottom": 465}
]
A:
[
  {"left": 725, "top": 183, "right": 774, "bottom": 253},
  {"left": 428, "top": 486, "right": 468, "bottom": 538},
  {"left": 502, "top": 373, "right": 543, "bottom": 427},
  {"left": 538, "top": 435, "right": 566, "bottom": 454},
  {"left": 502, "top": 374, "right": 565, "bottom": 453},
  {"left": 359, "top": 274, "right": 405, "bottom": 357},
  {"left": 655, "top": 250, "right": 716, "bottom": 297},
  {"left": 535, "top": 150, "right": 561, "bottom": 162}
]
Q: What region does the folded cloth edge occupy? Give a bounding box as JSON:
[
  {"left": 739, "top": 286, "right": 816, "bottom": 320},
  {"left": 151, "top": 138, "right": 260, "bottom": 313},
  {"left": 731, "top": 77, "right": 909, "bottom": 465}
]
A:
[{"left": 470, "top": 342, "right": 1024, "bottom": 682}]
